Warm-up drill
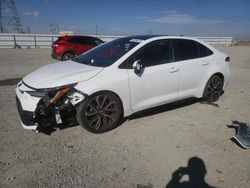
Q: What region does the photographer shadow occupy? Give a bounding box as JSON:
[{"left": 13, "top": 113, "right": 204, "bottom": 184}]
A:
[{"left": 166, "top": 157, "right": 216, "bottom": 188}]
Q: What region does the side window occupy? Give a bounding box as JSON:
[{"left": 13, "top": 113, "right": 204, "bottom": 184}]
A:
[
  {"left": 94, "top": 39, "right": 104, "bottom": 46},
  {"left": 85, "top": 38, "right": 94, "bottom": 46},
  {"left": 135, "top": 40, "right": 173, "bottom": 67},
  {"left": 87, "top": 38, "right": 103, "bottom": 46},
  {"left": 67, "top": 37, "right": 79, "bottom": 44},
  {"left": 197, "top": 42, "right": 213, "bottom": 57},
  {"left": 68, "top": 37, "right": 85, "bottom": 44},
  {"left": 79, "top": 37, "right": 88, "bottom": 45},
  {"left": 173, "top": 39, "right": 199, "bottom": 61}
]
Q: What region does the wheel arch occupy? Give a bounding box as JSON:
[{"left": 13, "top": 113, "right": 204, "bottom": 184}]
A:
[
  {"left": 61, "top": 51, "right": 76, "bottom": 60},
  {"left": 212, "top": 72, "right": 224, "bottom": 83},
  {"left": 201, "top": 72, "right": 225, "bottom": 102},
  {"left": 198, "top": 72, "right": 225, "bottom": 98},
  {"left": 206, "top": 72, "right": 225, "bottom": 89}
]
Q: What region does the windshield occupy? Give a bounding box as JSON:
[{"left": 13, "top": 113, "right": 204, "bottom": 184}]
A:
[{"left": 73, "top": 37, "right": 143, "bottom": 67}]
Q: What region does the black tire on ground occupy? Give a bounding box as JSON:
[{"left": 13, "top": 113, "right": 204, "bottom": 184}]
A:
[
  {"left": 61, "top": 52, "right": 76, "bottom": 61},
  {"left": 76, "top": 92, "right": 123, "bottom": 133},
  {"left": 202, "top": 75, "right": 224, "bottom": 102}
]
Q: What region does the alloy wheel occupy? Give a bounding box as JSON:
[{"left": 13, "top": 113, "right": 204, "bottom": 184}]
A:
[
  {"left": 205, "top": 76, "right": 223, "bottom": 102},
  {"left": 84, "top": 95, "right": 119, "bottom": 130}
]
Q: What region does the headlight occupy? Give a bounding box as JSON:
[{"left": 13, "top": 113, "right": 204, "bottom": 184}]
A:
[
  {"left": 26, "top": 90, "right": 48, "bottom": 98},
  {"left": 27, "top": 83, "right": 77, "bottom": 103},
  {"left": 48, "top": 87, "right": 71, "bottom": 104}
]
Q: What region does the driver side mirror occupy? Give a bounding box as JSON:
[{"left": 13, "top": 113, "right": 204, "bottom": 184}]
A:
[{"left": 132, "top": 60, "right": 142, "bottom": 74}]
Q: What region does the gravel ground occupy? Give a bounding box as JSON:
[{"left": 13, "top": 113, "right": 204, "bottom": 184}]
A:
[{"left": 0, "top": 47, "right": 249, "bottom": 188}]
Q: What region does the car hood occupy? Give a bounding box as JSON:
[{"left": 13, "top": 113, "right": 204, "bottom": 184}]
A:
[{"left": 23, "top": 60, "right": 104, "bottom": 89}]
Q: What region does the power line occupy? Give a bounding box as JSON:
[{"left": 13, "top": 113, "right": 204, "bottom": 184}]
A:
[
  {"left": 154, "top": 0, "right": 250, "bottom": 20},
  {"left": 125, "top": 0, "right": 250, "bottom": 22}
]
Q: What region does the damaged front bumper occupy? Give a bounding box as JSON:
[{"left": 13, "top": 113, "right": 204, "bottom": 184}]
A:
[{"left": 15, "top": 81, "right": 85, "bottom": 131}]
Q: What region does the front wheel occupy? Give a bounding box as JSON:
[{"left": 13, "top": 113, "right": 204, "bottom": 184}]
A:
[
  {"left": 202, "top": 75, "right": 223, "bottom": 102},
  {"left": 76, "top": 92, "right": 123, "bottom": 133}
]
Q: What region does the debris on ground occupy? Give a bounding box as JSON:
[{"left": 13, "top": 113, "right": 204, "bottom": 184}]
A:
[{"left": 228, "top": 121, "right": 250, "bottom": 149}]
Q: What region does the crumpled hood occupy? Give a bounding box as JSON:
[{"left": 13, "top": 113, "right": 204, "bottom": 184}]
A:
[{"left": 23, "top": 60, "right": 103, "bottom": 89}]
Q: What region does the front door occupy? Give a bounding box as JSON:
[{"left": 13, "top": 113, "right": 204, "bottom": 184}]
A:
[{"left": 127, "top": 40, "right": 179, "bottom": 112}]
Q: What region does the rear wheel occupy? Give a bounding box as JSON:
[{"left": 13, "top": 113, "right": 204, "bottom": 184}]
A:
[
  {"left": 76, "top": 92, "right": 123, "bottom": 133},
  {"left": 202, "top": 75, "right": 223, "bottom": 102},
  {"left": 62, "top": 52, "right": 76, "bottom": 61}
]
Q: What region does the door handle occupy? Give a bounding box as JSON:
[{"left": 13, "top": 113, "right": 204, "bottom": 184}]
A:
[
  {"left": 169, "top": 67, "right": 179, "bottom": 73},
  {"left": 202, "top": 61, "right": 209, "bottom": 66}
]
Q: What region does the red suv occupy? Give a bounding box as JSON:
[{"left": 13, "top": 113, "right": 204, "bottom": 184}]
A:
[{"left": 51, "top": 35, "right": 104, "bottom": 61}]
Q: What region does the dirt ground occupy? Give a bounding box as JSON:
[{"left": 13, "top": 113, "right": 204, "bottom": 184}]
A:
[{"left": 0, "top": 47, "right": 250, "bottom": 188}]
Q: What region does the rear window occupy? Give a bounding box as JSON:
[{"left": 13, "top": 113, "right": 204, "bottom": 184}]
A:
[
  {"left": 173, "top": 39, "right": 199, "bottom": 61},
  {"left": 197, "top": 42, "right": 213, "bottom": 57},
  {"left": 67, "top": 36, "right": 103, "bottom": 46},
  {"left": 87, "top": 38, "right": 104, "bottom": 46}
]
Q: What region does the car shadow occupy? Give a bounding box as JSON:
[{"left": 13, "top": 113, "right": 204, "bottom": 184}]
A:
[
  {"left": 0, "top": 77, "right": 21, "bottom": 86},
  {"left": 165, "top": 156, "right": 216, "bottom": 188},
  {"left": 128, "top": 98, "right": 200, "bottom": 120},
  {"left": 128, "top": 96, "right": 220, "bottom": 120},
  {"left": 37, "top": 97, "right": 219, "bottom": 135},
  {"left": 37, "top": 118, "right": 79, "bottom": 135}
]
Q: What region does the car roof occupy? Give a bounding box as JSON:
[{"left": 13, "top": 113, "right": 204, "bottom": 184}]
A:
[
  {"left": 119, "top": 35, "right": 218, "bottom": 55},
  {"left": 120, "top": 35, "right": 198, "bottom": 42},
  {"left": 123, "top": 35, "right": 212, "bottom": 46},
  {"left": 60, "top": 35, "right": 101, "bottom": 39},
  {"left": 121, "top": 35, "right": 165, "bottom": 40}
]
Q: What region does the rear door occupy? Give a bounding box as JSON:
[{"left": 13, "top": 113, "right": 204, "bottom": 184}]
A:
[{"left": 172, "top": 39, "right": 212, "bottom": 99}]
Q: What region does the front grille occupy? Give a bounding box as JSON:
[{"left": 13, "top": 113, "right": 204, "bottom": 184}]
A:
[{"left": 16, "top": 96, "right": 35, "bottom": 126}]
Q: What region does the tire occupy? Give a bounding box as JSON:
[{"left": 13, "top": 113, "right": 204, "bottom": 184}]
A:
[
  {"left": 202, "top": 75, "right": 223, "bottom": 102},
  {"left": 62, "top": 52, "right": 76, "bottom": 61},
  {"left": 76, "top": 92, "right": 123, "bottom": 133}
]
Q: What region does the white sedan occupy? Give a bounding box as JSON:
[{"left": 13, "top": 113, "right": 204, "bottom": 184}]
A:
[{"left": 16, "top": 35, "right": 230, "bottom": 133}]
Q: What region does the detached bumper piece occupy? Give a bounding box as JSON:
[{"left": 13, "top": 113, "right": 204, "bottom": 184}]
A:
[
  {"left": 233, "top": 123, "right": 250, "bottom": 149},
  {"left": 228, "top": 121, "right": 250, "bottom": 149}
]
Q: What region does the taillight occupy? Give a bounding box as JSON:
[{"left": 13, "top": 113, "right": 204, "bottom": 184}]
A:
[
  {"left": 225, "top": 56, "right": 230, "bottom": 62},
  {"left": 52, "top": 43, "right": 58, "bottom": 48}
]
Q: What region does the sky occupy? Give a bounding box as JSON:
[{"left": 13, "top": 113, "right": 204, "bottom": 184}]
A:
[{"left": 13, "top": 0, "right": 250, "bottom": 38}]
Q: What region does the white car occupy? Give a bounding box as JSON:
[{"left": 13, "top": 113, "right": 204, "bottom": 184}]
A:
[{"left": 16, "top": 35, "right": 230, "bottom": 133}]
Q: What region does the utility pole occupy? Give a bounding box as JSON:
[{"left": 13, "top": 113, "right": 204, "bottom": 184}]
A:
[
  {"left": 50, "top": 24, "right": 59, "bottom": 34},
  {"left": 26, "top": 26, "right": 30, "bottom": 33},
  {"left": 0, "top": 0, "right": 4, "bottom": 32},
  {"left": 95, "top": 25, "right": 98, "bottom": 35},
  {"left": 0, "top": 0, "right": 24, "bottom": 33},
  {"left": 56, "top": 24, "right": 59, "bottom": 33}
]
